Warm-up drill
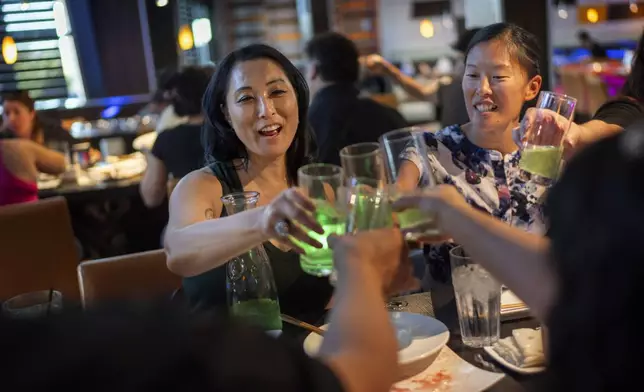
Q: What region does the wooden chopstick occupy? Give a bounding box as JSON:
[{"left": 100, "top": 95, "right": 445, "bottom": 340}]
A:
[{"left": 280, "top": 314, "right": 326, "bottom": 336}]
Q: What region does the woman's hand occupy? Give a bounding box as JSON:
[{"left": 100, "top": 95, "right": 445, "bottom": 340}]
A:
[
  {"left": 329, "top": 228, "right": 417, "bottom": 295},
  {"left": 392, "top": 185, "right": 467, "bottom": 243},
  {"left": 261, "top": 188, "right": 325, "bottom": 253},
  {"left": 514, "top": 108, "right": 584, "bottom": 160},
  {"left": 361, "top": 54, "right": 392, "bottom": 75}
]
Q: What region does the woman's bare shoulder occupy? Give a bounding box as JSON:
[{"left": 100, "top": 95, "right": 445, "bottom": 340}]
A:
[{"left": 172, "top": 167, "right": 224, "bottom": 203}]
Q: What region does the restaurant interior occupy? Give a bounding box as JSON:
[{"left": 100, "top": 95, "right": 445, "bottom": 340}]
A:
[{"left": 0, "top": 0, "right": 643, "bottom": 390}]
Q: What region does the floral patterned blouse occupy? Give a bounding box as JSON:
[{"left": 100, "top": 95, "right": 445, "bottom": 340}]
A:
[{"left": 402, "top": 125, "right": 551, "bottom": 282}]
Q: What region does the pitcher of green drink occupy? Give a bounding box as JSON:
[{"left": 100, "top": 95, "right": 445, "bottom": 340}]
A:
[
  {"left": 519, "top": 91, "right": 577, "bottom": 185},
  {"left": 295, "top": 164, "right": 346, "bottom": 277},
  {"left": 221, "top": 191, "right": 282, "bottom": 336}
]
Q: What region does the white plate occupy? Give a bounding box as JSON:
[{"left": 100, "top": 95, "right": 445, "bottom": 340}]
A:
[
  {"left": 303, "top": 312, "right": 450, "bottom": 365},
  {"left": 483, "top": 346, "right": 546, "bottom": 375}
]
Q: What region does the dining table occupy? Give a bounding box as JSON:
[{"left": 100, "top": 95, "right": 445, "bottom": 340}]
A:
[{"left": 287, "top": 289, "right": 544, "bottom": 392}]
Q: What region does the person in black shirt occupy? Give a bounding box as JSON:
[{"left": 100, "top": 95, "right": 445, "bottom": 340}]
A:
[
  {"left": 304, "top": 33, "right": 407, "bottom": 165},
  {"left": 0, "top": 228, "right": 413, "bottom": 392},
  {"left": 140, "top": 67, "right": 210, "bottom": 208},
  {"left": 577, "top": 30, "right": 608, "bottom": 59}
]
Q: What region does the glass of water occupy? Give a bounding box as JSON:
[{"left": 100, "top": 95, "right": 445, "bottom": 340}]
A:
[
  {"left": 449, "top": 246, "right": 501, "bottom": 348},
  {"left": 296, "top": 164, "right": 346, "bottom": 277},
  {"left": 379, "top": 127, "right": 441, "bottom": 241}
]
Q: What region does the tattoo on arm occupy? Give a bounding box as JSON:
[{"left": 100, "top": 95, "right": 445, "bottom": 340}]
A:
[{"left": 205, "top": 208, "right": 214, "bottom": 219}]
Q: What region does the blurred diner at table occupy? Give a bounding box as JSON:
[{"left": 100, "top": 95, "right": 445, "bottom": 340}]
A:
[
  {"left": 304, "top": 32, "right": 407, "bottom": 166},
  {"left": 0, "top": 135, "right": 66, "bottom": 207},
  {"left": 139, "top": 66, "right": 211, "bottom": 208},
  {"left": 0, "top": 91, "right": 76, "bottom": 148},
  {"left": 164, "top": 44, "right": 333, "bottom": 320}
]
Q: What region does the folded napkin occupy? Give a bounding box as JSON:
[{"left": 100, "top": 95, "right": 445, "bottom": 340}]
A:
[{"left": 492, "top": 328, "right": 545, "bottom": 368}]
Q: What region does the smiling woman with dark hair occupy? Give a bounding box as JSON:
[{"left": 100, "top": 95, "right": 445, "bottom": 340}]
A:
[{"left": 164, "top": 44, "right": 332, "bottom": 319}]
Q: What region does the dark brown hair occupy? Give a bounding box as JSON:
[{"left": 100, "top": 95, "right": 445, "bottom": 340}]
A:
[{"left": 1, "top": 90, "right": 42, "bottom": 142}]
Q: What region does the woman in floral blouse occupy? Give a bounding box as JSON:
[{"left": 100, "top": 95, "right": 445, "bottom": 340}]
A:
[{"left": 399, "top": 23, "right": 547, "bottom": 282}]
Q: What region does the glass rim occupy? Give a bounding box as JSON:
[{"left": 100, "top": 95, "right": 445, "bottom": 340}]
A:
[
  {"left": 298, "top": 163, "right": 343, "bottom": 179},
  {"left": 2, "top": 290, "right": 63, "bottom": 309},
  {"left": 448, "top": 245, "right": 471, "bottom": 261},
  {"left": 220, "top": 191, "right": 259, "bottom": 204},
  {"left": 538, "top": 90, "right": 578, "bottom": 104},
  {"left": 339, "top": 142, "right": 380, "bottom": 159},
  {"left": 379, "top": 127, "right": 425, "bottom": 144}
]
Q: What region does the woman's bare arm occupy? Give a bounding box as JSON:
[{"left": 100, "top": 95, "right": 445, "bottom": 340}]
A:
[
  {"left": 164, "top": 171, "right": 268, "bottom": 277},
  {"left": 31, "top": 143, "right": 66, "bottom": 174},
  {"left": 396, "top": 187, "right": 556, "bottom": 321}
]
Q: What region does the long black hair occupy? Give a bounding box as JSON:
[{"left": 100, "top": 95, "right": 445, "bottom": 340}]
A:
[
  {"left": 201, "top": 44, "right": 317, "bottom": 185},
  {"left": 545, "top": 121, "right": 644, "bottom": 391},
  {"left": 622, "top": 29, "right": 644, "bottom": 102}
]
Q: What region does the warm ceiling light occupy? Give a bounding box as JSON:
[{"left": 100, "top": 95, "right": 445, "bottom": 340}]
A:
[
  {"left": 420, "top": 19, "right": 434, "bottom": 39},
  {"left": 156, "top": 0, "right": 168, "bottom": 7},
  {"left": 178, "top": 24, "right": 194, "bottom": 51},
  {"left": 2, "top": 36, "right": 18, "bottom": 65},
  {"left": 586, "top": 8, "right": 599, "bottom": 23},
  {"left": 630, "top": 3, "right": 639, "bottom": 13}
]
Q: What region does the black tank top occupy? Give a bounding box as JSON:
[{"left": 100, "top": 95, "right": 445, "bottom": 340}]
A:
[{"left": 181, "top": 162, "right": 333, "bottom": 321}]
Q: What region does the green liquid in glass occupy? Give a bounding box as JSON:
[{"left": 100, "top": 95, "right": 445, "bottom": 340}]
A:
[
  {"left": 395, "top": 207, "right": 440, "bottom": 238},
  {"left": 296, "top": 200, "right": 345, "bottom": 277},
  {"left": 519, "top": 146, "right": 563, "bottom": 179},
  {"left": 230, "top": 298, "right": 282, "bottom": 331}
]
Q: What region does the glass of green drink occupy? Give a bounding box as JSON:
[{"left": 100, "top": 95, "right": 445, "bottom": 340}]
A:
[
  {"left": 296, "top": 164, "right": 345, "bottom": 277},
  {"left": 339, "top": 142, "right": 393, "bottom": 234},
  {"left": 519, "top": 91, "right": 577, "bottom": 183},
  {"left": 379, "top": 127, "right": 440, "bottom": 241}
]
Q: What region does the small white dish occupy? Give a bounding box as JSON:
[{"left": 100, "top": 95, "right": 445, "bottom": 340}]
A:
[
  {"left": 483, "top": 346, "right": 546, "bottom": 375},
  {"left": 303, "top": 312, "right": 449, "bottom": 365}
]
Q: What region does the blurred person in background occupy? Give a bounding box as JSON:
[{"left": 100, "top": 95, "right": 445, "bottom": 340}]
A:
[
  {"left": 140, "top": 66, "right": 211, "bottom": 208},
  {"left": 1, "top": 228, "right": 411, "bottom": 392},
  {"left": 1, "top": 91, "right": 75, "bottom": 147},
  {"left": 394, "top": 122, "right": 644, "bottom": 391},
  {"left": 304, "top": 32, "right": 407, "bottom": 165},
  {"left": 0, "top": 133, "right": 66, "bottom": 206},
  {"left": 363, "top": 28, "right": 481, "bottom": 127},
  {"left": 577, "top": 30, "right": 608, "bottom": 60},
  {"left": 164, "top": 45, "right": 334, "bottom": 321}
]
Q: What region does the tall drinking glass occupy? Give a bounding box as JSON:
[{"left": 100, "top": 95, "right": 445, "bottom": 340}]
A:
[
  {"left": 519, "top": 91, "right": 577, "bottom": 183},
  {"left": 380, "top": 127, "right": 440, "bottom": 241},
  {"left": 340, "top": 143, "right": 406, "bottom": 310},
  {"left": 339, "top": 142, "right": 393, "bottom": 234},
  {"left": 450, "top": 246, "right": 501, "bottom": 348},
  {"left": 296, "top": 164, "right": 346, "bottom": 277}
]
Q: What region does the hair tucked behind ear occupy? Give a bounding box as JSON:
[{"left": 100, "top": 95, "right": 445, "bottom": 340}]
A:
[{"left": 201, "top": 44, "right": 317, "bottom": 185}]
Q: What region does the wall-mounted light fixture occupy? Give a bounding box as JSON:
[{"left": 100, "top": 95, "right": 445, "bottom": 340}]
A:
[
  {"left": 2, "top": 36, "right": 18, "bottom": 65},
  {"left": 178, "top": 24, "right": 194, "bottom": 51},
  {"left": 420, "top": 19, "right": 434, "bottom": 38}
]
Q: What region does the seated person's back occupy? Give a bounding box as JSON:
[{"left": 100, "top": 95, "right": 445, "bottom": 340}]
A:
[
  {"left": 305, "top": 33, "right": 407, "bottom": 165},
  {"left": 151, "top": 123, "right": 204, "bottom": 178}
]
